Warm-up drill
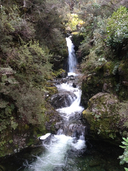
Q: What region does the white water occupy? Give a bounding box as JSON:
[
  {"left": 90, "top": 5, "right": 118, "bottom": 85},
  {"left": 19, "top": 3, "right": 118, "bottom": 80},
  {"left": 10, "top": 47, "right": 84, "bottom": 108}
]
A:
[
  {"left": 24, "top": 37, "right": 85, "bottom": 171},
  {"left": 56, "top": 83, "right": 84, "bottom": 120},
  {"left": 25, "top": 134, "right": 85, "bottom": 171},
  {"left": 66, "top": 36, "right": 77, "bottom": 74}
]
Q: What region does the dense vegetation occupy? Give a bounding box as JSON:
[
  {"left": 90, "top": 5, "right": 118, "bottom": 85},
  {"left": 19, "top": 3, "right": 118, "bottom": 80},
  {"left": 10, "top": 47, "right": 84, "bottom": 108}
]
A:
[
  {"left": 0, "top": 0, "right": 68, "bottom": 157},
  {"left": 72, "top": 0, "right": 128, "bottom": 169},
  {"left": 0, "top": 0, "right": 128, "bottom": 169}
]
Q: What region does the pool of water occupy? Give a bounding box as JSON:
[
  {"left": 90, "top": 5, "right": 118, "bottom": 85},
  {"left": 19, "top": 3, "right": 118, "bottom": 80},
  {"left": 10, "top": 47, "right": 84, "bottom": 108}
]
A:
[{"left": 0, "top": 140, "right": 125, "bottom": 171}]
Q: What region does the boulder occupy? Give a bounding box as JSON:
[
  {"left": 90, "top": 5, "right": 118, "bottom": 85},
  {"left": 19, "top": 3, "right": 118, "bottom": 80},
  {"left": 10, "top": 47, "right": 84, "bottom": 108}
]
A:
[
  {"left": 81, "top": 60, "right": 128, "bottom": 109},
  {"left": 82, "top": 92, "right": 128, "bottom": 144},
  {"left": 51, "top": 91, "right": 77, "bottom": 109}
]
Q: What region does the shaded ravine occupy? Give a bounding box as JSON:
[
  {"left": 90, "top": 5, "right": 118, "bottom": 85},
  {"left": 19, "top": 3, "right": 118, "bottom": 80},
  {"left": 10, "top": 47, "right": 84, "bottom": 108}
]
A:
[
  {"left": 21, "top": 36, "right": 86, "bottom": 171},
  {"left": 0, "top": 36, "right": 125, "bottom": 171}
]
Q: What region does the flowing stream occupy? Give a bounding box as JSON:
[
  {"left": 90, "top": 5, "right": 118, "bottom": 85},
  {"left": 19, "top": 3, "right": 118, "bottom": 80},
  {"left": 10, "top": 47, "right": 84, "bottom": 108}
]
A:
[{"left": 23, "top": 36, "right": 86, "bottom": 171}]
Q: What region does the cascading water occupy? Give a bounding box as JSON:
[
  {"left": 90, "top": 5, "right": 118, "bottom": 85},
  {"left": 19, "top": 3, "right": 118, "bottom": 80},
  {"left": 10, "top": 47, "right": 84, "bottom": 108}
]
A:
[
  {"left": 23, "top": 37, "right": 85, "bottom": 171},
  {"left": 66, "top": 36, "right": 77, "bottom": 75}
]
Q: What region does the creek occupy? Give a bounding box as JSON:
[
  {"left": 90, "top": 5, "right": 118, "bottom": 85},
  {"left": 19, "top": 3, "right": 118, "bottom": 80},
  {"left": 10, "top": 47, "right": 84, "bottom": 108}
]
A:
[{"left": 0, "top": 36, "right": 124, "bottom": 171}]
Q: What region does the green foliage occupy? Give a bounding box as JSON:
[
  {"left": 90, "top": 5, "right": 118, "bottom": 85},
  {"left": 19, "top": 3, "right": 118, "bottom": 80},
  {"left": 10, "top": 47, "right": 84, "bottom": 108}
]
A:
[
  {"left": 106, "top": 6, "right": 128, "bottom": 47},
  {"left": 119, "top": 137, "right": 128, "bottom": 170},
  {"left": 0, "top": 0, "right": 67, "bottom": 157},
  {"left": 0, "top": 5, "right": 35, "bottom": 42},
  {"left": 13, "top": 86, "right": 45, "bottom": 124},
  {"left": 0, "top": 101, "right": 15, "bottom": 132},
  {"left": 7, "top": 40, "right": 52, "bottom": 86},
  {"left": 65, "top": 13, "right": 85, "bottom": 31},
  {"left": 10, "top": 117, "right": 18, "bottom": 130}
]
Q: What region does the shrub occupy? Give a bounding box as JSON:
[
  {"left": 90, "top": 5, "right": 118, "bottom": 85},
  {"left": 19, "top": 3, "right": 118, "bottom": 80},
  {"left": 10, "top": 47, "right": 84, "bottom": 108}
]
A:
[
  {"left": 119, "top": 137, "right": 128, "bottom": 171},
  {"left": 0, "top": 5, "right": 35, "bottom": 42},
  {"left": 106, "top": 6, "right": 128, "bottom": 48},
  {"left": 7, "top": 40, "right": 52, "bottom": 86}
]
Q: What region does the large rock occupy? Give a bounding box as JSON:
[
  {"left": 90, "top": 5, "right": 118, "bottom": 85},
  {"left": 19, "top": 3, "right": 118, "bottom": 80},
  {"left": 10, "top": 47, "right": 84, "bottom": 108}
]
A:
[
  {"left": 81, "top": 60, "right": 128, "bottom": 108},
  {"left": 51, "top": 91, "right": 77, "bottom": 109},
  {"left": 82, "top": 92, "right": 128, "bottom": 144}
]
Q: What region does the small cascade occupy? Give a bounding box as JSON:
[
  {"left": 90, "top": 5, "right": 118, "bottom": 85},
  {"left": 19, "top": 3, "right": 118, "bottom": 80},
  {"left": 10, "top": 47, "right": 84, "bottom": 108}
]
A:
[
  {"left": 51, "top": 91, "right": 77, "bottom": 109},
  {"left": 56, "top": 82, "right": 84, "bottom": 121},
  {"left": 66, "top": 36, "right": 77, "bottom": 75}
]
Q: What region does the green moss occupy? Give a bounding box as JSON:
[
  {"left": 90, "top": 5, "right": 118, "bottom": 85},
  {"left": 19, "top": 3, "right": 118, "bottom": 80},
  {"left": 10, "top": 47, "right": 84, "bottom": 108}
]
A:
[
  {"left": 83, "top": 93, "right": 128, "bottom": 143},
  {"left": 82, "top": 93, "right": 121, "bottom": 141},
  {"left": 103, "top": 61, "right": 115, "bottom": 76}
]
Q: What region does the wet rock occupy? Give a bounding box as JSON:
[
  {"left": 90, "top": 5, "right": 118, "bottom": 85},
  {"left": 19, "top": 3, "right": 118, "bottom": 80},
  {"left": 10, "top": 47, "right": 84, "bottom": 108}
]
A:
[
  {"left": 67, "top": 149, "right": 78, "bottom": 158},
  {"left": 57, "top": 128, "right": 64, "bottom": 135},
  {"left": 55, "top": 121, "right": 64, "bottom": 130},
  {"left": 68, "top": 112, "right": 82, "bottom": 121},
  {"left": 64, "top": 123, "right": 86, "bottom": 139},
  {"left": 72, "top": 82, "right": 77, "bottom": 88},
  {"left": 69, "top": 76, "right": 75, "bottom": 80},
  {"left": 51, "top": 91, "right": 77, "bottom": 109}
]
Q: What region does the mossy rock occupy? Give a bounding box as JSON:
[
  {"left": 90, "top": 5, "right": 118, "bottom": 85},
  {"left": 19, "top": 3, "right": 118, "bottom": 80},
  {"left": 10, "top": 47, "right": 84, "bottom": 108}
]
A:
[
  {"left": 46, "top": 86, "right": 58, "bottom": 96},
  {"left": 0, "top": 123, "right": 42, "bottom": 158},
  {"left": 82, "top": 93, "right": 128, "bottom": 144},
  {"left": 81, "top": 73, "right": 104, "bottom": 108},
  {"left": 81, "top": 60, "right": 121, "bottom": 107}
]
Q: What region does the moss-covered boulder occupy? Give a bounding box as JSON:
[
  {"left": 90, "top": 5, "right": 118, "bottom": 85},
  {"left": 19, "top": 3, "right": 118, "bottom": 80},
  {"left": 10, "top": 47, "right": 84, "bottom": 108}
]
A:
[
  {"left": 81, "top": 60, "right": 128, "bottom": 108},
  {"left": 82, "top": 92, "right": 128, "bottom": 144},
  {"left": 81, "top": 73, "right": 103, "bottom": 108}
]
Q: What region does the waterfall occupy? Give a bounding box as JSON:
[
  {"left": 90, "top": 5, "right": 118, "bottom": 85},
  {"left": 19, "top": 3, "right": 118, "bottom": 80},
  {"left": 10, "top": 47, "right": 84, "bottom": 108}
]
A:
[
  {"left": 66, "top": 36, "right": 77, "bottom": 75},
  {"left": 23, "top": 37, "right": 86, "bottom": 171}
]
